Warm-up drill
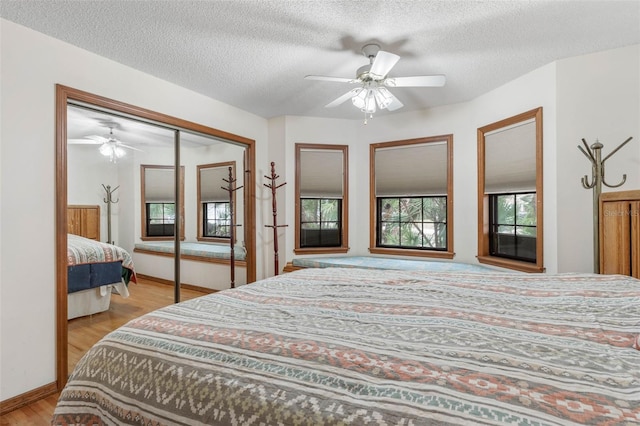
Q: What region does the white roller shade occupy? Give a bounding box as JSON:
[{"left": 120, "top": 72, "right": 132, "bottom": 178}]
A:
[
  {"left": 144, "top": 168, "right": 175, "bottom": 202},
  {"left": 485, "top": 120, "right": 536, "bottom": 193},
  {"left": 375, "top": 142, "right": 448, "bottom": 197},
  {"left": 201, "top": 165, "right": 233, "bottom": 202},
  {"left": 300, "top": 150, "right": 343, "bottom": 198}
]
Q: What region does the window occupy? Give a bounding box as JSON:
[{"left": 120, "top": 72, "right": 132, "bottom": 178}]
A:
[
  {"left": 146, "top": 202, "right": 175, "bottom": 237},
  {"left": 370, "top": 135, "right": 453, "bottom": 258},
  {"left": 295, "top": 144, "right": 349, "bottom": 254},
  {"left": 300, "top": 198, "right": 342, "bottom": 247},
  {"left": 203, "top": 202, "right": 230, "bottom": 238},
  {"left": 197, "top": 162, "right": 237, "bottom": 242},
  {"left": 489, "top": 192, "right": 536, "bottom": 262},
  {"left": 140, "top": 164, "right": 185, "bottom": 240},
  {"left": 377, "top": 196, "right": 447, "bottom": 249},
  {"left": 477, "top": 107, "right": 543, "bottom": 272}
]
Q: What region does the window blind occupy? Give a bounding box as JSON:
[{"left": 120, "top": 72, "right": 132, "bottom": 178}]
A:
[
  {"left": 300, "top": 150, "right": 343, "bottom": 198},
  {"left": 375, "top": 142, "right": 447, "bottom": 196},
  {"left": 144, "top": 168, "right": 175, "bottom": 202},
  {"left": 201, "top": 165, "right": 233, "bottom": 202},
  {"left": 484, "top": 120, "right": 536, "bottom": 193}
]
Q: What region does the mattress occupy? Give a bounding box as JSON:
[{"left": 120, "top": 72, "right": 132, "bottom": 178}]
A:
[
  {"left": 292, "top": 255, "right": 501, "bottom": 272},
  {"left": 134, "top": 241, "right": 247, "bottom": 261}
]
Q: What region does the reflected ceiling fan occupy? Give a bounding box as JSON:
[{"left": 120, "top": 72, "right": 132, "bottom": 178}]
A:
[
  {"left": 305, "top": 44, "right": 445, "bottom": 123},
  {"left": 69, "top": 126, "right": 142, "bottom": 162}
]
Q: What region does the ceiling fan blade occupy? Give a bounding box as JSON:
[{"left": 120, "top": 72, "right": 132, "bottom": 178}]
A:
[
  {"left": 325, "top": 88, "right": 360, "bottom": 108},
  {"left": 119, "top": 143, "right": 143, "bottom": 152},
  {"left": 305, "top": 75, "right": 355, "bottom": 83},
  {"left": 85, "top": 135, "right": 109, "bottom": 143},
  {"left": 370, "top": 51, "right": 400, "bottom": 78},
  {"left": 384, "top": 75, "right": 446, "bottom": 87},
  {"left": 386, "top": 93, "right": 404, "bottom": 111},
  {"left": 68, "top": 138, "right": 101, "bottom": 145}
]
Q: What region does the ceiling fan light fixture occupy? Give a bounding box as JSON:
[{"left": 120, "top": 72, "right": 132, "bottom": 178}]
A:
[
  {"left": 351, "top": 87, "right": 367, "bottom": 109},
  {"left": 374, "top": 87, "right": 393, "bottom": 109},
  {"left": 100, "top": 142, "right": 126, "bottom": 162},
  {"left": 363, "top": 89, "right": 377, "bottom": 114}
]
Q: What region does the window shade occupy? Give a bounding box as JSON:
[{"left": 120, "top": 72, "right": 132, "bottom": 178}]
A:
[
  {"left": 144, "top": 168, "right": 175, "bottom": 202},
  {"left": 300, "top": 150, "right": 343, "bottom": 198},
  {"left": 375, "top": 142, "right": 447, "bottom": 196},
  {"left": 485, "top": 120, "right": 536, "bottom": 193},
  {"left": 201, "top": 166, "right": 233, "bottom": 202}
]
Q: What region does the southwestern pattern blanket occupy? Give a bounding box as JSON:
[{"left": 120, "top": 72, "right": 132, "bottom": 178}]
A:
[{"left": 52, "top": 268, "right": 640, "bottom": 425}]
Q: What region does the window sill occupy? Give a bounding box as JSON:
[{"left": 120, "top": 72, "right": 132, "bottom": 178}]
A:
[
  {"left": 294, "top": 247, "right": 349, "bottom": 255},
  {"left": 477, "top": 255, "right": 545, "bottom": 273},
  {"left": 369, "top": 247, "right": 454, "bottom": 259}
]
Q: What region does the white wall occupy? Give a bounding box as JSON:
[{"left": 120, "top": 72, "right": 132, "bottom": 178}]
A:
[
  {"left": 0, "top": 19, "right": 269, "bottom": 401},
  {"left": 556, "top": 44, "right": 640, "bottom": 273}
]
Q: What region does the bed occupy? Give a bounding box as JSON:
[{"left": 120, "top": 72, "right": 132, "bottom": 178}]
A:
[
  {"left": 67, "top": 234, "right": 137, "bottom": 319},
  {"left": 53, "top": 267, "right": 640, "bottom": 424}
]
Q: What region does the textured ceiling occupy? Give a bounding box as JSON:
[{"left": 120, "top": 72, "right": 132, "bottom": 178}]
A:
[{"left": 1, "top": 0, "right": 639, "bottom": 121}]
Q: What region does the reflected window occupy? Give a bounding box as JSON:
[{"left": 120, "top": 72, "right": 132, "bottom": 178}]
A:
[
  {"left": 370, "top": 135, "right": 453, "bottom": 258},
  {"left": 198, "top": 161, "right": 235, "bottom": 241},
  {"left": 141, "top": 164, "right": 184, "bottom": 240},
  {"left": 295, "top": 144, "right": 349, "bottom": 253}
]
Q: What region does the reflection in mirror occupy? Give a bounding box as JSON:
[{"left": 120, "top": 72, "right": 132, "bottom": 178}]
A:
[
  {"left": 477, "top": 107, "right": 543, "bottom": 272},
  {"left": 295, "top": 144, "right": 349, "bottom": 253},
  {"left": 59, "top": 86, "right": 256, "bottom": 391},
  {"left": 198, "top": 161, "right": 237, "bottom": 242},
  {"left": 141, "top": 165, "right": 185, "bottom": 240},
  {"left": 370, "top": 135, "right": 454, "bottom": 259}
]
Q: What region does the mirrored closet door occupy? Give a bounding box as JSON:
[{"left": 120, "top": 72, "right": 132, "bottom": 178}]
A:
[{"left": 56, "top": 85, "right": 255, "bottom": 389}]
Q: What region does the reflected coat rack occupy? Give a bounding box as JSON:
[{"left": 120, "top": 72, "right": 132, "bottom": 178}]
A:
[
  {"left": 578, "top": 136, "right": 633, "bottom": 273},
  {"left": 222, "top": 166, "right": 242, "bottom": 288},
  {"left": 102, "top": 184, "right": 119, "bottom": 245},
  {"left": 264, "top": 162, "right": 287, "bottom": 275}
]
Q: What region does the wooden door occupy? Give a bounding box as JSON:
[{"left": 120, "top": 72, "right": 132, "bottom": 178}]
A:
[
  {"left": 600, "top": 200, "right": 631, "bottom": 275},
  {"left": 599, "top": 190, "right": 640, "bottom": 277}
]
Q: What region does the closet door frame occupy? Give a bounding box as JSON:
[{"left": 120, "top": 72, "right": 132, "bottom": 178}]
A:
[{"left": 55, "top": 84, "right": 256, "bottom": 390}]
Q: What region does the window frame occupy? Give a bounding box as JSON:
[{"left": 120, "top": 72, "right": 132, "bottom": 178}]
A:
[
  {"left": 140, "top": 164, "right": 185, "bottom": 241},
  {"left": 369, "top": 135, "right": 454, "bottom": 259},
  {"left": 197, "top": 161, "right": 236, "bottom": 243},
  {"left": 477, "top": 107, "right": 544, "bottom": 272},
  {"left": 294, "top": 143, "right": 349, "bottom": 254}
]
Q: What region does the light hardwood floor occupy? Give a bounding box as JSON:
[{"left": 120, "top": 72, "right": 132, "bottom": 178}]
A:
[{"left": 1, "top": 277, "right": 207, "bottom": 425}]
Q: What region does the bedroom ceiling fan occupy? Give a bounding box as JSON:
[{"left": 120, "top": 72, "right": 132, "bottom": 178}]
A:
[
  {"left": 68, "top": 126, "right": 142, "bottom": 162},
  {"left": 305, "top": 44, "right": 446, "bottom": 123}
]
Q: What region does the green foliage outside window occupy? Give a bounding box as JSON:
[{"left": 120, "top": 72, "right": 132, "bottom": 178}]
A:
[
  {"left": 301, "top": 199, "right": 339, "bottom": 230},
  {"left": 148, "top": 203, "right": 175, "bottom": 224},
  {"left": 204, "top": 202, "right": 231, "bottom": 238},
  {"left": 494, "top": 193, "right": 536, "bottom": 236},
  {"left": 378, "top": 196, "right": 447, "bottom": 250}
]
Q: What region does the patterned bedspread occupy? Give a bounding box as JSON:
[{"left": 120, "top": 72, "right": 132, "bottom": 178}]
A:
[
  {"left": 52, "top": 268, "right": 640, "bottom": 425},
  {"left": 68, "top": 234, "right": 136, "bottom": 282}
]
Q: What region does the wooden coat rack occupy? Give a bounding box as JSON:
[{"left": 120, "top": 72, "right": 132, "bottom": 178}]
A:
[
  {"left": 264, "top": 162, "right": 287, "bottom": 275},
  {"left": 222, "top": 166, "right": 243, "bottom": 288}
]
